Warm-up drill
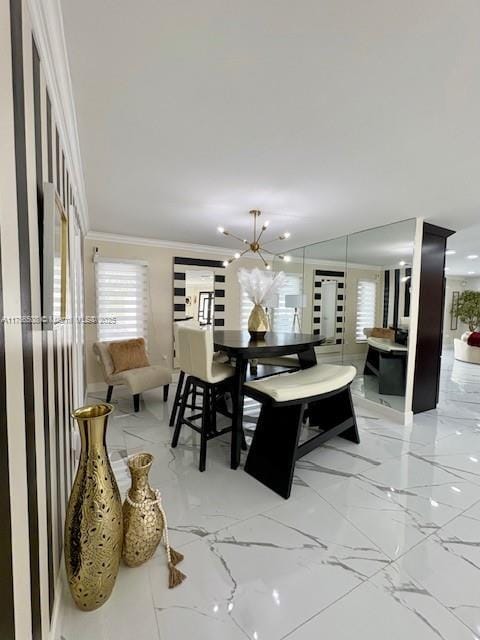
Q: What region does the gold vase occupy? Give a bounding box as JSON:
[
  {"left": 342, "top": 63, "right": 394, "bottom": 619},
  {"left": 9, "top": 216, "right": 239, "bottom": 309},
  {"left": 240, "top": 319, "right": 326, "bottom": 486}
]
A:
[
  {"left": 248, "top": 303, "right": 269, "bottom": 339},
  {"left": 122, "top": 453, "right": 163, "bottom": 567},
  {"left": 65, "top": 404, "right": 123, "bottom": 611}
]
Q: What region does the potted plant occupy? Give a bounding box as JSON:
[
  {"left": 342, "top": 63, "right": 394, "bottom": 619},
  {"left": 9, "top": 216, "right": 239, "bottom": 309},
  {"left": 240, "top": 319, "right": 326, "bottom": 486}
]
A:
[{"left": 452, "top": 290, "right": 480, "bottom": 332}]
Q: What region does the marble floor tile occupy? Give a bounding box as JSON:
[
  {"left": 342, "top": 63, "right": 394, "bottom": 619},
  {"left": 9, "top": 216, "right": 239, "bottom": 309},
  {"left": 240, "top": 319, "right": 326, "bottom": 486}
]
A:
[
  {"left": 359, "top": 453, "right": 480, "bottom": 511},
  {"left": 288, "top": 563, "right": 477, "bottom": 640},
  {"left": 58, "top": 353, "right": 480, "bottom": 640},
  {"left": 394, "top": 514, "right": 480, "bottom": 635},
  {"left": 146, "top": 490, "right": 388, "bottom": 640},
  {"left": 318, "top": 474, "right": 464, "bottom": 559}
]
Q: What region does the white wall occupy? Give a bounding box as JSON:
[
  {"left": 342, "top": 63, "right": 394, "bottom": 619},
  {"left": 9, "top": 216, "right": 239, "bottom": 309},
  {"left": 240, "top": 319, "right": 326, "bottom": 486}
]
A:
[{"left": 443, "top": 276, "right": 480, "bottom": 344}]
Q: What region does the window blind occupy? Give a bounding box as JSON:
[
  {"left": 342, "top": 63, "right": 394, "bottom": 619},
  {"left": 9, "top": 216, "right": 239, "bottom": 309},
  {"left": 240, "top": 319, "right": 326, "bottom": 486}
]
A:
[
  {"left": 356, "top": 279, "right": 377, "bottom": 342},
  {"left": 95, "top": 259, "right": 148, "bottom": 342}
]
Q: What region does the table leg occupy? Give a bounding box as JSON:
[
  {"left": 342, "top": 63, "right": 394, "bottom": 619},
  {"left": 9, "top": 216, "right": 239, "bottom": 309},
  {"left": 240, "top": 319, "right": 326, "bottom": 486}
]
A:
[
  {"left": 231, "top": 357, "right": 248, "bottom": 470},
  {"left": 298, "top": 346, "right": 317, "bottom": 369}
]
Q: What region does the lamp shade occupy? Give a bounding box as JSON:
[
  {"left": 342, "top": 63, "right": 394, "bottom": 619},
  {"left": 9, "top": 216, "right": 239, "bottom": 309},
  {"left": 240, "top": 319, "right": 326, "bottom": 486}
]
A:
[{"left": 284, "top": 294, "right": 306, "bottom": 309}]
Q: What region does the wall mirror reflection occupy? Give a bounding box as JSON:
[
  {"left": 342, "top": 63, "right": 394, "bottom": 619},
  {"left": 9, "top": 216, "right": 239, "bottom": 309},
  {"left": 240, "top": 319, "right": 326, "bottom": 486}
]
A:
[
  {"left": 345, "top": 219, "right": 416, "bottom": 413},
  {"left": 185, "top": 269, "right": 214, "bottom": 325}
]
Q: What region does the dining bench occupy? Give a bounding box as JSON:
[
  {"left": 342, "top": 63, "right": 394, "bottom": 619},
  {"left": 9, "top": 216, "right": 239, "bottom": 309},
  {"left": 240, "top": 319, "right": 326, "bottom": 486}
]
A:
[{"left": 243, "top": 363, "right": 358, "bottom": 498}]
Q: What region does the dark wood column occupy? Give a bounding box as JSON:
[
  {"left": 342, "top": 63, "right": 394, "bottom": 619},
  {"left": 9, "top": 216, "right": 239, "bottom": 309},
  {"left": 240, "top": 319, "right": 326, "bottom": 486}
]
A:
[{"left": 413, "top": 222, "right": 455, "bottom": 413}]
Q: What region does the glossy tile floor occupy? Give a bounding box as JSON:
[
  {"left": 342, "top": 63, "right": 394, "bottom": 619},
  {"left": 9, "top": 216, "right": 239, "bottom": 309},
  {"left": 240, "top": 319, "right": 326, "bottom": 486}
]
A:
[{"left": 59, "top": 350, "right": 480, "bottom": 640}]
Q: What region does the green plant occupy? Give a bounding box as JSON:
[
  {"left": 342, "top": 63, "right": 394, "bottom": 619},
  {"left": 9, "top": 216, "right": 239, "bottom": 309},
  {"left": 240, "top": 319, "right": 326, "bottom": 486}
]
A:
[{"left": 452, "top": 290, "right": 480, "bottom": 332}]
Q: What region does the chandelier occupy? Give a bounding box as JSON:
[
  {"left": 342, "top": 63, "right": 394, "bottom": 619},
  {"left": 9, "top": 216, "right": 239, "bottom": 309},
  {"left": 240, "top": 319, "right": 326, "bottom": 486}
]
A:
[{"left": 217, "top": 209, "right": 291, "bottom": 269}]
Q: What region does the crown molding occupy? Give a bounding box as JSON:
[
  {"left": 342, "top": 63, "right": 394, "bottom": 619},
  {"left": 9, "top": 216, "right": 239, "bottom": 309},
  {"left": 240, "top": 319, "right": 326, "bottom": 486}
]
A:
[
  {"left": 86, "top": 230, "right": 240, "bottom": 257},
  {"left": 28, "top": 0, "right": 89, "bottom": 233},
  {"left": 86, "top": 230, "right": 383, "bottom": 270}
]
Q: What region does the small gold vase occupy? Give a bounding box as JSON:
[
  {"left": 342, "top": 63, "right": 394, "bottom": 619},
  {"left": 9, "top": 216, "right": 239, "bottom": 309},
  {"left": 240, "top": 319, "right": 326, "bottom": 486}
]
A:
[
  {"left": 248, "top": 303, "right": 269, "bottom": 339},
  {"left": 122, "top": 453, "right": 163, "bottom": 567},
  {"left": 65, "top": 404, "right": 123, "bottom": 611}
]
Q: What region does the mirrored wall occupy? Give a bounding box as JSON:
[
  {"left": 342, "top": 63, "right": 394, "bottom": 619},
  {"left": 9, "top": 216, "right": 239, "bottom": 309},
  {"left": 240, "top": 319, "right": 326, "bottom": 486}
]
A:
[{"left": 273, "top": 219, "right": 417, "bottom": 415}]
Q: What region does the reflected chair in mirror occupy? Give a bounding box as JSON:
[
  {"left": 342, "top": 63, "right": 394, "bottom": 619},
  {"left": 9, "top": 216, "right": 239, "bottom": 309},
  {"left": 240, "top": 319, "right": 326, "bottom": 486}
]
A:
[
  {"left": 93, "top": 339, "right": 172, "bottom": 412},
  {"left": 363, "top": 328, "right": 408, "bottom": 396},
  {"left": 171, "top": 326, "right": 235, "bottom": 471}
]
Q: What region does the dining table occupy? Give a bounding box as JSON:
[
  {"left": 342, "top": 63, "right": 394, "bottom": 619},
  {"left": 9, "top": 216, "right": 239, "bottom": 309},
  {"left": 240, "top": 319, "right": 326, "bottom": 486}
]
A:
[{"left": 213, "top": 330, "right": 326, "bottom": 469}]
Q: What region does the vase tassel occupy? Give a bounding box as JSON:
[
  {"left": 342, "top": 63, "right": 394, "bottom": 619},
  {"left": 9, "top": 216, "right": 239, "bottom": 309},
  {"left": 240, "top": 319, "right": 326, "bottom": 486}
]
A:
[
  {"left": 169, "top": 547, "right": 184, "bottom": 566},
  {"left": 168, "top": 563, "right": 187, "bottom": 588},
  {"left": 157, "top": 496, "right": 187, "bottom": 588}
]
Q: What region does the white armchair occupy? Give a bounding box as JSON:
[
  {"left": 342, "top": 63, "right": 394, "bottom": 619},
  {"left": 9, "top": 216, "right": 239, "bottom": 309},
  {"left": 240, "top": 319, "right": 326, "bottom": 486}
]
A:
[{"left": 93, "top": 340, "right": 172, "bottom": 412}]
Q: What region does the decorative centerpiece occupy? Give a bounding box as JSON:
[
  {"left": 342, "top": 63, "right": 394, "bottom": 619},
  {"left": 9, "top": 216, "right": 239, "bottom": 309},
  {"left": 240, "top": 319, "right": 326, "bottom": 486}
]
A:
[
  {"left": 65, "top": 404, "right": 123, "bottom": 611},
  {"left": 123, "top": 452, "right": 186, "bottom": 588},
  {"left": 238, "top": 268, "right": 287, "bottom": 339}
]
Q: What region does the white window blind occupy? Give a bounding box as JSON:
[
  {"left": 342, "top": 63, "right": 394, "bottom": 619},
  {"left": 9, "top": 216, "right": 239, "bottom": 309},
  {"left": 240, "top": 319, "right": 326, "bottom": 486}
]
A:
[
  {"left": 95, "top": 259, "right": 148, "bottom": 342},
  {"left": 356, "top": 279, "right": 377, "bottom": 342},
  {"left": 240, "top": 273, "right": 302, "bottom": 331}
]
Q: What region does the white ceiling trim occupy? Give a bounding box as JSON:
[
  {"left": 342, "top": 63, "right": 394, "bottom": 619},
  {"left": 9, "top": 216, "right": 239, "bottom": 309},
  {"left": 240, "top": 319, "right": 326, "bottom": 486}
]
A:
[
  {"left": 87, "top": 230, "right": 383, "bottom": 270},
  {"left": 86, "top": 230, "right": 239, "bottom": 257},
  {"left": 28, "top": 0, "right": 88, "bottom": 233}
]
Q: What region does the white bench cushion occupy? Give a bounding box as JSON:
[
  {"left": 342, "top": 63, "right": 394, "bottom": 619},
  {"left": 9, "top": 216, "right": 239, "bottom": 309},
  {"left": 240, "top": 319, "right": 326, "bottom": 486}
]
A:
[
  {"left": 244, "top": 364, "right": 356, "bottom": 403},
  {"left": 367, "top": 337, "right": 408, "bottom": 353}
]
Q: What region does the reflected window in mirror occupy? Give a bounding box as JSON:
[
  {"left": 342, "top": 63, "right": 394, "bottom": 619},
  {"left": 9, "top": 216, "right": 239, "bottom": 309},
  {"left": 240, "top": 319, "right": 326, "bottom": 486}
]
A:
[{"left": 185, "top": 269, "right": 214, "bottom": 326}]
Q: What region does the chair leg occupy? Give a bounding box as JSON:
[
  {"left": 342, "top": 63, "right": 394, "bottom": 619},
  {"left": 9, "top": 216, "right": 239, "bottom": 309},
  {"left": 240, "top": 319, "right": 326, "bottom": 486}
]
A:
[
  {"left": 169, "top": 371, "right": 185, "bottom": 427},
  {"left": 106, "top": 385, "right": 113, "bottom": 402},
  {"left": 133, "top": 393, "right": 140, "bottom": 412},
  {"left": 210, "top": 386, "right": 217, "bottom": 434},
  {"left": 172, "top": 378, "right": 191, "bottom": 448},
  {"left": 163, "top": 384, "right": 170, "bottom": 402},
  {"left": 199, "top": 383, "right": 209, "bottom": 472}
]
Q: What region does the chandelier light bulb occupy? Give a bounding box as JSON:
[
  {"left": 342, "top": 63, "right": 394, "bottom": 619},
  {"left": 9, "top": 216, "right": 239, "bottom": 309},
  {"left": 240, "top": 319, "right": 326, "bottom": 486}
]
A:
[
  {"left": 399, "top": 260, "right": 406, "bottom": 266},
  {"left": 284, "top": 255, "right": 292, "bottom": 262},
  {"left": 217, "top": 226, "right": 225, "bottom": 233},
  {"left": 266, "top": 264, "right": 271, "bottom": 270},
  {"left": 234, "top": 252, "right": 241, "bottom": 259},
  {"left": 262, "top": 221, "right": 270, "bottom": 230},
  {"left": 222, "top": 260, "right": 229, "bottom": 267}
]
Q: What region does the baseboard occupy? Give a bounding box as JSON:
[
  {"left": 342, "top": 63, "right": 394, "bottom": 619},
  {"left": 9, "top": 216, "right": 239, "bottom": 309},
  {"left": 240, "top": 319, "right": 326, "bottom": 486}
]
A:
[
  {"left": 352, "top": 394, "right": 412, "bottom": 425},
  {"left": 49, "top": 566, "right": 66, "bottom": 640}
]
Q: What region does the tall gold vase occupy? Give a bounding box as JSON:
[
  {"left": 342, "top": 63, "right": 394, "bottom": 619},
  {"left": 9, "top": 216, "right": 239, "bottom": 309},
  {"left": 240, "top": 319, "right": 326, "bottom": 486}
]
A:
[
  {"left": 248, "top": 303, "right": 269, "bottom": 339},
  {"left": 122, "top": 453, "right": 163, "bottom": 567},
  {"left": 65, "top": 404, "right": 123, "bottom": 611}
]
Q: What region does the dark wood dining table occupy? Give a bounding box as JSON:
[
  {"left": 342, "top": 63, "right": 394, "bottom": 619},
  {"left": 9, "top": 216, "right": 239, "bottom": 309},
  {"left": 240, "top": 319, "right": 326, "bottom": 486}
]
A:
[{"left": 213, "top": 331, "right": 326, "bottom": 469}]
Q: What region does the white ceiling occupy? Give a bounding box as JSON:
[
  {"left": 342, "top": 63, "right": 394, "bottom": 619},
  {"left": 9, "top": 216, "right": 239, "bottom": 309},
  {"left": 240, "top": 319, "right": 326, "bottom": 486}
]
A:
[
  {"left": 445, "top": 223, "right": 480, "bottom": 276},
  {"left": 61, "top": 0, "right": 480, "bottom": 250}
]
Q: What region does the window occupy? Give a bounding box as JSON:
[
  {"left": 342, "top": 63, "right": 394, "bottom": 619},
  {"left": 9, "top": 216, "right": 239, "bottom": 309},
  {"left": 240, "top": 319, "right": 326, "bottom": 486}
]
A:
[
  {"left": 356, "top": 279, "right": 377, "bottom": 342},
  {"left": 240, "top": 273, "right": 302, "bottom": 331},
  {"left": 95, "top": 259, "right": 148, "bottom": 342}
]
